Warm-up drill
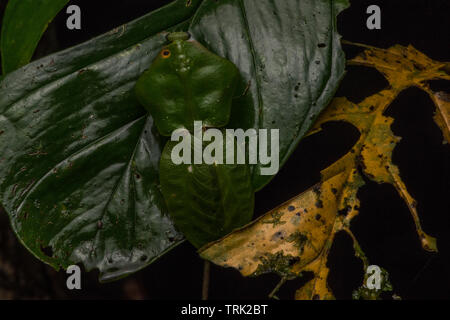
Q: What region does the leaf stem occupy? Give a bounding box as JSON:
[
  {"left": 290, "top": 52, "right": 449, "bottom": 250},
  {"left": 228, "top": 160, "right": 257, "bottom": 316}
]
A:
[
  {"left": 343, "top": 227, "right": 369, "bottom": 269},
  {"left": 202, "top": 260, "right": 211, "bottom": 300},
  {"left": 268, "top": 277, "right": 287, "bottom": 300}
]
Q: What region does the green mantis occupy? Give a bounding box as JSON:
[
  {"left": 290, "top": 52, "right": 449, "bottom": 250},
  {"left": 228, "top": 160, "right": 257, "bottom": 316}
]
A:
[
  {"left": 135, "top": 32, "right": 240, "bottom": 136},
  {"left": 135, "top": 32, "right": 254, "bottom": 248}
]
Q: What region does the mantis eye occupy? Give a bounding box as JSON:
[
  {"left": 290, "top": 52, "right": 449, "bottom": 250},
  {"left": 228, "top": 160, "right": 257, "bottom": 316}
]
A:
[{"left": 161, "top": 49, "right": 171, "bottom": 58}]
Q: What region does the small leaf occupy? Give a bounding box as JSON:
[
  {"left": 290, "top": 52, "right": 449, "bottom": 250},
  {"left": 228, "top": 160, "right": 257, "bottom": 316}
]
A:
[
  {"left": 1, "top": 0, "right": 69, "bottom": 74},
  {"left": 160, "top": 132, "right": 254, "bottom": 248}
]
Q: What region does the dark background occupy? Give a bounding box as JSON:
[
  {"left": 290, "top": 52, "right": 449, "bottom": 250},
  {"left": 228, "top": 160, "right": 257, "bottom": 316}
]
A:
[{"left": 0, "top": 0, "right": 449, "bottom": 299}]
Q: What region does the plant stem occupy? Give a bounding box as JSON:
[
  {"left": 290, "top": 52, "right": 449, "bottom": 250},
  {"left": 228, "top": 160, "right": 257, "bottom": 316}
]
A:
[
  {"left": 202, "top": 260, "right": 211, "bottom": 300},
  {"left": 268, "top": 277, "right": 287, "bottom": 300}
]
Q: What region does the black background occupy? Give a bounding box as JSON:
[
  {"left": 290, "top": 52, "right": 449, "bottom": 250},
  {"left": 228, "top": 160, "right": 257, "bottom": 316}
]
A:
[{"left": 0, "top": 0, "right": 449, "bottom": 300}]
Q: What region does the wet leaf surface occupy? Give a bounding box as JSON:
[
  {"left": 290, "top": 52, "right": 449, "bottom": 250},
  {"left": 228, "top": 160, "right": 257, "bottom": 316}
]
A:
[
  {"left": 0, "top": 0, "right": 348, "bottom": 281},
  {"left": 0, "top": 0, "right": 202, "bottom": 281},
  {"left": 189, "top": 0, "right": 349, "bottom": 189}
]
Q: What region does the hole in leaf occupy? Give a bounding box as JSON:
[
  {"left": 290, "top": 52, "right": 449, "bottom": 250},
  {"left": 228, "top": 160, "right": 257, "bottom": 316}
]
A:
[
  {"left": 277, "top": 272, "right": 314, "bottom": 300},
  {"left": 352, "top": 176, "right": 436, "bottom": 299},
  {"left": 327, "top": 231, "right": 364, "bottom": 299},
  {"left": 382, "top": 87, "right": 450, "bottom": 298},
  {"left": 335, "top": 66, "right": 389, "bottom": 104},
  {"left": 426, "top": 79, "right": 449, "bottom": 93},
  {"left": 384, "top": 88, "right": 448, "bottom": 219}
]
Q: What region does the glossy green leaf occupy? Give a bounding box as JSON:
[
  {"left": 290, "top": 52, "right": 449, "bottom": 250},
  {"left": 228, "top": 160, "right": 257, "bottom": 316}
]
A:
[
  {"left": 188, "top": 0, "right": 349, "bottom": 190},
  {"left": 135, "top": 32, "right": 240, "bottom": 136},
  {"left": 159, "top": 132, "right": 254, "bottom": 248},
  {"left": 0, "top": 0, "right": 348, "bottom": 281},
  {"left": 0, "top": 0, "right": 204, "bottom": 282},
  {"left": 1, "top": 0, "right": 69, "bottom": 74}
]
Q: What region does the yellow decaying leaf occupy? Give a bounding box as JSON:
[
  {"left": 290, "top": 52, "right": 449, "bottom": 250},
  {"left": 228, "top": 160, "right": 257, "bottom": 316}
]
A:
[
  {"left": 345, "top": 41, "right": 450, "bottom": 144},
  {"left": 200, "top": 43, "right": 449, "bottom": 299}
]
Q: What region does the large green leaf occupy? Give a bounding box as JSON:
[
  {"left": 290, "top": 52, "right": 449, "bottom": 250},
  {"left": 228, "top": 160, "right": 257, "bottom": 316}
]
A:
[
  {"left": 1, "top": 0, "right": 69, "bottom": 74},
  {"left": 0, "top": 0, "right": 348, "bottom": 281},
  {"left": 0, "top": 0, "right": 203, "bottom": 282},
  {"left": 189, "top": 0, "right": 349, "bottom": 189}
]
